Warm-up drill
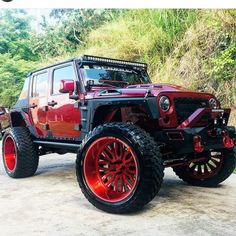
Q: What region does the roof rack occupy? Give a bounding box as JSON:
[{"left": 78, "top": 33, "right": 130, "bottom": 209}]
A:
[
  {"left": 28, "top": 58, "right": 76, "bottom": 75},
  {"left": 81, "top": 55, "right": 147, "bottom": 69},
  {"left": 28, "top": 55, "right": 147, "bottom": 76}
]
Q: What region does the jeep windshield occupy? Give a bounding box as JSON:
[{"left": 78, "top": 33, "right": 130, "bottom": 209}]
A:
[{"left": 80, "top": 65, "right": 149, "bottom": 88}]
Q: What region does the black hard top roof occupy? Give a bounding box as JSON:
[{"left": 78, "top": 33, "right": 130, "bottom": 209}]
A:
[{"left": 29, "top": 55, "right": 147, "bottom": 76}]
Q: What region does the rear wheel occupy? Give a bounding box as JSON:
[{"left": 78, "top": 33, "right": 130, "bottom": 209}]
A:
[
  {"left": 2, "top": 127, "right": 39, "bottom": 178},
  {"left": 173, "top": 149, "right": 236, "bottom": 187},
  {"left": 76, "top": 123, "right": 164, "bottom": 213}
]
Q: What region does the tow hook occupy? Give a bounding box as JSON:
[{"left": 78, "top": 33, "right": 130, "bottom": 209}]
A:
[
  {"left": 193, "top": 135, "right": 204, "bottom": 153},
  {"left": 222, "top": 131, "right": 234, "bottom": 148}
]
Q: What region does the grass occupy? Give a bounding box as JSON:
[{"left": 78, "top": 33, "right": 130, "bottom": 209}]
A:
[
  {"left": 38, "top": 10, "right": 236, "bottom": 122},
  {"left": 79, "top": 10, "right": 236, "bottom": 112}
]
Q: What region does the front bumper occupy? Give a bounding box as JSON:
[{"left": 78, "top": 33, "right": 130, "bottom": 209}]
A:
[
  {"left": 155, "top": 108, "right": 236, "bottom": 155},
  {"left": 155, "top": 126, "right": 236, "bottom": 155}
]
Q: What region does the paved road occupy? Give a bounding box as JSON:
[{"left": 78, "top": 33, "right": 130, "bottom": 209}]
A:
[{"left": 0, "top": 149, "right": 235, "bottom": 236}]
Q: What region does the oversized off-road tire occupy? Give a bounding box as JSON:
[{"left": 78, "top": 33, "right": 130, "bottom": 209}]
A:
[
  {"left": 2, "top": 127, "right": 39, "bottom": 178},
  {"left": 173, "top": 148, "right": 236, "bottom": 187},
  {"left": 76, "top": 123, "right": 164, "bottom": 214}
]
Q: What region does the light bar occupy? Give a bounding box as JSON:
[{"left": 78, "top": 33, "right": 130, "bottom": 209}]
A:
[{"left": 82, "top": 55, "right": 147, "bottom": 68}]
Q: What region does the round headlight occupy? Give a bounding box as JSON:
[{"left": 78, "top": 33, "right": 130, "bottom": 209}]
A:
[
  {"left": 159, "top": 96, "right": 170, "bottom": 112},
  {"left": 209, "top": 98, "right": 217, "bottom": 109}
]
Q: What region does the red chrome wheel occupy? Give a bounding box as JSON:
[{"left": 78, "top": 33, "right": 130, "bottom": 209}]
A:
[
  {"left": 3, "top": 135, "right": 17, "bottom": 171},
  {"left": 77, "top": 123, "right": 164, "bottom": 213},
  {"left": 187, "top": 152, "right": 223, "bottom": 179},
  {"left": 83, "top": 137, "right": 138, "bottom": 203},
  {"left": 173, "top": 149, "right": 236, "bottom": 187}
]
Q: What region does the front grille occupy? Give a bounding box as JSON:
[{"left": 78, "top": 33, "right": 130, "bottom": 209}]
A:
[{"left": 174, "top": 97, "right": 209, "bottom": 124}]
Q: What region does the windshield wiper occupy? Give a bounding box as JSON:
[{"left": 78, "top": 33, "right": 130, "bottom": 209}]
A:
[
  {"left": 98, "top": 79, "right": 129, "bottom": 85},
  {"left": 86, "top": 79, "right": 116, "bottom": 89}
]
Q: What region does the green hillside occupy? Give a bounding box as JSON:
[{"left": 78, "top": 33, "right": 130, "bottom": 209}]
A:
[{"left": 0, "top": 9, "right": 235, "bottom": 124}]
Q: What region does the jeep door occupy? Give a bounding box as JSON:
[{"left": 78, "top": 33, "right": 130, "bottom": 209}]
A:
[
  {"left": 47, "top": 63, "right": 81, "bottom": 138},
  {"left": 29, "top": 71, "right": 48, "bottom": 137}
]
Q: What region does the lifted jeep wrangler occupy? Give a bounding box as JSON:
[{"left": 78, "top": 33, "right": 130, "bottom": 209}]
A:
[{"left": 1, "top": 55, "right": 236, "bottom": 213}]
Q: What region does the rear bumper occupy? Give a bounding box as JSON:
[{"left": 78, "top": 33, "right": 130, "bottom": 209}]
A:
[{"left": 155, "top": 126, "right": 236, "bottom": 155}]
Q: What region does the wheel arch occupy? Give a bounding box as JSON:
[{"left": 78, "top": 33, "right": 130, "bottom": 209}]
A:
[
  {"left": 91, "top": 97, "right": 160, "bottom": 130},
  {"left": 92, "top": 104, "right": 152, "bottom": 130},
  {"left": 10, "top": 111, "right": 27, "bottom": 128}
]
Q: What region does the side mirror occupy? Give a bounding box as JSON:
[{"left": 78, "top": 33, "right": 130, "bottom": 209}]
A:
[{"left": 59, "top": 80, "right": 75, "bottom": 94}]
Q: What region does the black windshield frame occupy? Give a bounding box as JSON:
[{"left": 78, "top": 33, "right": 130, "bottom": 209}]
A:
[{"left": 79, "top": 63, "right": 150, "bottom": 90}]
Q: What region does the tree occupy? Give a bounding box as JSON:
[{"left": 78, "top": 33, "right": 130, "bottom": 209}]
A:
[
  {"left": 0, "top": 9, "right": 39, "bottom": 61},
  {"left": 0, "top": 54, "right": 38, "bottom": 106},
  {"left": 30, "top": 9, "right": 123, "bottom": 58}
]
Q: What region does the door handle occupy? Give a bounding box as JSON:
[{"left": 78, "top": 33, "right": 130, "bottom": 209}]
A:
[
  {"left": 30, "top": 103, "right": 37, "bottom": 109},
  {"left": 48, "top": 100, "right": 58, "bottom": 107}
]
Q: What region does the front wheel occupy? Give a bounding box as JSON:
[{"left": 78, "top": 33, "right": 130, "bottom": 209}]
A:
[
  {"left": 173, "top": 149, "right": 236, "bottom": 187},
  {"left": 76, "top": 123, "right": 164, "bottom": 214}
]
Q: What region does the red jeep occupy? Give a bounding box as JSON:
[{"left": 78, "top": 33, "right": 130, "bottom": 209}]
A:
[{"left": 1, "top": 55, "right": 236, "bottom": 213}]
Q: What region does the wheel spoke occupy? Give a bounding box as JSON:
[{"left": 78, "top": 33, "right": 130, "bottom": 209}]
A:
[
  {"left": 101, "top": 150, "right": 113, "bottom": 163},
  {"left": 211, "top": 155, "right": 222, "bottom": 159},
  {"left": 123, "top": 153, "right": 133, "bottom": 164},
  {"left": 189, "top": 162, "right": 195, "bottom": 168},
  {"left": 204, "top": 164, "right": 210, "bottom": 174},
  {"left": 200, "top": 165, "right": 203, "bottom": 174},
  {"left": 186, "top": 151, "right": 223, "bottom": 179},
  {"left": 114, "top": 142, "right": 119, "bottom": 159},
  {"left": 126, "top": 165, "right": 136, "bottom": 174},
  {"left": 114, "top": 141, "right": 124, "bottom": 159},
  {"left": 98, "top": 165, "right": 112, "bottom": 172},
  {"left": 208, "top": 160, "right": 217, "bottom": 169},
  {"left": 104, "top": 146, "right": 116, "bottom": 161},
  {"left": 104, "top": 174, "right": 116, "bottom": 188},
  {"left": 205, "top": 163, "right": 212, "bottom": 172},
  {"left": 113, "top": 175, "right": 120, "bottom": 192},
  {"left": 123, "top": 175, "right": 133, "bottom": 189},
  {"left": 119, "top": 175, "right": 124, "bottom": 192},
  {"left": 102, "top": 172, "right": 114, "bottom": 181},
  {"left": 125, "top": 170, "right": 136, "bottom": 183},
  {"left": 98, "top": 160, "right": 109, "bottom": 165},
  {"left": 193, "top": 165, "right": 199, "bottom": 173},
  {"left": 211, "top": 158, "right": 220, "bottom": 165},
  {"left": 83, "top": 136, "right": 138, "bottom": 202}
]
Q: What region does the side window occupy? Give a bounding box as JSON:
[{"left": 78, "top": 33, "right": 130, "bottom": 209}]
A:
[
  {"left": 32, "top": 72, "right": 48, "bottom": 97},
  {"left": 19, "top": 77, "right": 30, "bottom": 99},
  {"left": 52, "top": 65, "right": 75, "bottom": 95}
]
